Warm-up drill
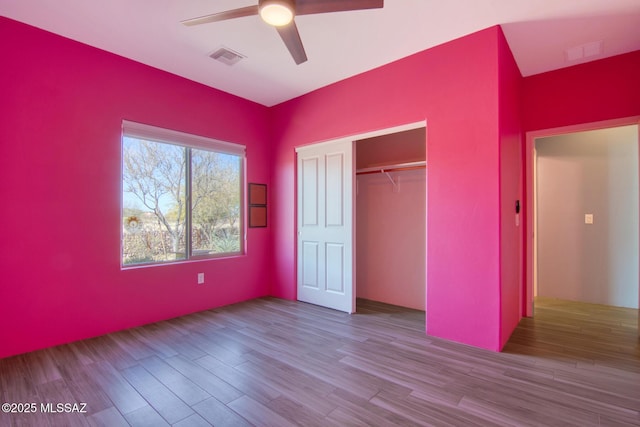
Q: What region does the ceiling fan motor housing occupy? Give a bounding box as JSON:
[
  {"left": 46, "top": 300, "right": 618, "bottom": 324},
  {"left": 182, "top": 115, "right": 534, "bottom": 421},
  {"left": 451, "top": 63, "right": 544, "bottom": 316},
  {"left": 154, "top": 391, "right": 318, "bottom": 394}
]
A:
[{"left": 259, "top": 0, "right": 296, "bottom": 26}]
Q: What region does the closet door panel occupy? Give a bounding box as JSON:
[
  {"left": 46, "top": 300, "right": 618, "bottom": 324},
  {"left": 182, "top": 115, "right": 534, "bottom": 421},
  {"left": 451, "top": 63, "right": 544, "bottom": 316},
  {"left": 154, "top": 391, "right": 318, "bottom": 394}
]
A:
[
  {"left": 296, "top": 140, "right": 354, "bottom": 313},
  {"left": 325, "top": 152, "right": 344, "bottom": 227},
  {"left": 325, "top": 243, "right": 345, "bottom": 294},
  {"left": 301, "top": 157, "right": 319, "bottom": 226},
  {"left": 301, "top": 241, "right": 319, "bottom": 289}
]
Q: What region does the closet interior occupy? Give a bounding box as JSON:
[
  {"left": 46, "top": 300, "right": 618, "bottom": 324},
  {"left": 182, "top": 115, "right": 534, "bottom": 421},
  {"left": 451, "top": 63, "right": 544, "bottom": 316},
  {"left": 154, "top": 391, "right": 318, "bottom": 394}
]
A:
[{"left": 355, "top": 127, "right": 426, "bottom": 311}]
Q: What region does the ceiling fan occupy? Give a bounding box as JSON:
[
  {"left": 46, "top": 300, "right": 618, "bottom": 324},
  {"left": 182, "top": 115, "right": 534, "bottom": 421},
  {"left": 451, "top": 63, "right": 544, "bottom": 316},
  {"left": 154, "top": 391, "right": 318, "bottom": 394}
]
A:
[{"left": 182, "top": 0, "right": 384, "bottom": 65}]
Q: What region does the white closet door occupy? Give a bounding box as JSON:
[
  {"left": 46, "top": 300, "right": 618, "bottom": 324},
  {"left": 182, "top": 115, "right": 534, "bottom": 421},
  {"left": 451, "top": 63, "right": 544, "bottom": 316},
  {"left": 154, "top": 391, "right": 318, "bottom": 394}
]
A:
[{"left": 296, "top": 139, "right": 354, "bottom": 313}]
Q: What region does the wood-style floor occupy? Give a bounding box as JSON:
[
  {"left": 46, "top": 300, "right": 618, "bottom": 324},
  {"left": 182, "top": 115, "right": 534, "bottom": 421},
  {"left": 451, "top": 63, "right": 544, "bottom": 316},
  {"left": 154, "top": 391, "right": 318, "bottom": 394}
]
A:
[{"left": 1, "top": 297, "right": 638, "bottom": 426}]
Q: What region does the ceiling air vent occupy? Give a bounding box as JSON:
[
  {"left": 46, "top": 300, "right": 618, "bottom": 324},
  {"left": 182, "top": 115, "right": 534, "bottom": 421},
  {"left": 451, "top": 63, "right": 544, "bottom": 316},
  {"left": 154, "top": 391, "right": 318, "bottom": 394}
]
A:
[
  {"left": 210, "top": 47, "right": 245, "bottom": 66},
  {"left": 565, "top": 40, "right": 603, "bottom": 62}
]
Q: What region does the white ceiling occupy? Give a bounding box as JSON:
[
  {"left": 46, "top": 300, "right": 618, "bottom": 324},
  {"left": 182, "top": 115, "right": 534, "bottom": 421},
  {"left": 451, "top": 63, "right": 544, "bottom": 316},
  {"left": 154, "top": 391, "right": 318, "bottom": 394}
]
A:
[{"left": 2, "top": 0, "right": 639, "bottom": 106}]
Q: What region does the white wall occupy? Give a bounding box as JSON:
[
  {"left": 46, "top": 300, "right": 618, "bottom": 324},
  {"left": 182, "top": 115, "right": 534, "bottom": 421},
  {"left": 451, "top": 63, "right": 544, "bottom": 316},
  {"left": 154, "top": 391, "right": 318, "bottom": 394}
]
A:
[{"left": 536, "top": 125, "right": 639, "bottom": 309}]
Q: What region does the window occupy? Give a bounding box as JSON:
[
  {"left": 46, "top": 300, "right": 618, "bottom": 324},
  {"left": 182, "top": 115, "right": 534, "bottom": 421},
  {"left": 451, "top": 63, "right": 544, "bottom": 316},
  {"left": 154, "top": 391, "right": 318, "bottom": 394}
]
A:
[{"left": 121, "top": 121, "right": 244, "bottom": 266}]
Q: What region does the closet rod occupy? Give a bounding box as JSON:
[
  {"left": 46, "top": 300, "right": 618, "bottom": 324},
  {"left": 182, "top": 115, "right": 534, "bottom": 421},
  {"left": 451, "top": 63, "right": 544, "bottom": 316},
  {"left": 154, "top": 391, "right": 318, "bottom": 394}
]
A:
[{"left": 355, "top": 161, "right": 426, "bottom": 175}]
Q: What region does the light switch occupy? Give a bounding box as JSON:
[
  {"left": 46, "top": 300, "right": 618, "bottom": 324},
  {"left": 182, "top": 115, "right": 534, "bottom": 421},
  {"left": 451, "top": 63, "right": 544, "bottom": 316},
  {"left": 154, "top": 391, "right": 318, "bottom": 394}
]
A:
[{"left": 585, "top": 214, "right": 594, "bottom": 224}]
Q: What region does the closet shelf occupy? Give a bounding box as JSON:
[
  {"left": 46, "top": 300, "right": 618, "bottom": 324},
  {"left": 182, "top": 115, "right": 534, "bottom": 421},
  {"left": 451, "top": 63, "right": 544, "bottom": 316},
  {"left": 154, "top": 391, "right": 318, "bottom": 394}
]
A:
[{"left": 355, "top": 161, "right": 426, "bottom": 175}]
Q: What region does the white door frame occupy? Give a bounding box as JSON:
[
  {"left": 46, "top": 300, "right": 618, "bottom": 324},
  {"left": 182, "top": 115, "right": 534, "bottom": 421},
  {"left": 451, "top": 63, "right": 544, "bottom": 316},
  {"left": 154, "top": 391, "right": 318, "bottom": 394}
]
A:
[
  {"left": 524, "top": 116, "right": 640, "bottom": 318},
  {"left": 295, "top": 120, "right": 427, "bottom": 312}
]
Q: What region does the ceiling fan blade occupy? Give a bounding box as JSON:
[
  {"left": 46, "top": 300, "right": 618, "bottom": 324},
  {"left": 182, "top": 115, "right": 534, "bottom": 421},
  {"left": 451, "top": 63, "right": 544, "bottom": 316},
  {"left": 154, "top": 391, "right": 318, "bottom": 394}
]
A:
[
  {"left": 295, "top": 0, "right": 383, "bottom": 16},
  {"left": 181, "top": 5, "right": 259, "bottom": 26},
  {"left": 276, "top": 20, "right": 308, "bottom": 65}
]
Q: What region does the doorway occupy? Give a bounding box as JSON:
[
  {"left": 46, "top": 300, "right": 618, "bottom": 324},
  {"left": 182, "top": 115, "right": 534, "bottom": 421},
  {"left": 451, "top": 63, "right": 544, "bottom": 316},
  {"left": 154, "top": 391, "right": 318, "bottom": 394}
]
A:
[
  {"left": 526, "top": 120, "right": 640, "bottom": 318},
  {"left": 355, "top": 128, "right": 426, "bottom": 311},
  {"left": 295, "top": 121, "right": 427, "bottom": 315}
]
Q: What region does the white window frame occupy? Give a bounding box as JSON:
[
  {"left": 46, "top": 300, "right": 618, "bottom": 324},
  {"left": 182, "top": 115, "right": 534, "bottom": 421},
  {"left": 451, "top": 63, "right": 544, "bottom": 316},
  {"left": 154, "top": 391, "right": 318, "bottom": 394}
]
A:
[{"left": 121, "top": 120, "right": 246, "bottom": 268}]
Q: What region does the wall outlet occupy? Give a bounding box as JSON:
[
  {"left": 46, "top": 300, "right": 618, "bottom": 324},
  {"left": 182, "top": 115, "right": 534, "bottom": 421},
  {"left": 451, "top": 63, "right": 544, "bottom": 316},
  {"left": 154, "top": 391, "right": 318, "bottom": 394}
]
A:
[
  {"left": 585, "top": 214, "right": 594, "bottom": 224},
  {"left": 197, "top": 273, "right": 205, "bottom": 284}
]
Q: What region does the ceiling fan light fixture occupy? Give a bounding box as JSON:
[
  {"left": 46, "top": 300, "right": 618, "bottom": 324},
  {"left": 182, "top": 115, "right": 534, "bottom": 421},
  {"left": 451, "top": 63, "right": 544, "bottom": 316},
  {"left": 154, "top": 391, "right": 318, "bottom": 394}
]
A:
[{"left": 259, "top": 0, "right": 295, "bottom": 27}]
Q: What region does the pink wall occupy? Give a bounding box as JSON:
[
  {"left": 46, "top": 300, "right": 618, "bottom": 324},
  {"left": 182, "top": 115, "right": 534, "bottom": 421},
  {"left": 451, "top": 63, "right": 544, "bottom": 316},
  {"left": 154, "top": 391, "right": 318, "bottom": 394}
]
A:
[
  {"left": 523, "top": 51, "right": 640, "bottom": 132},
  {"left": 498, "top": 30, "right": 524, "bottom": 348},
  {"left": 0, "top": 17, "right": 537, "bottom": 357},
  {"left": 270, "top": 27, "right": 516, "bottom": 351},
  {"left": 0, "top": 17, "right": 272, "bottom": 358}
]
